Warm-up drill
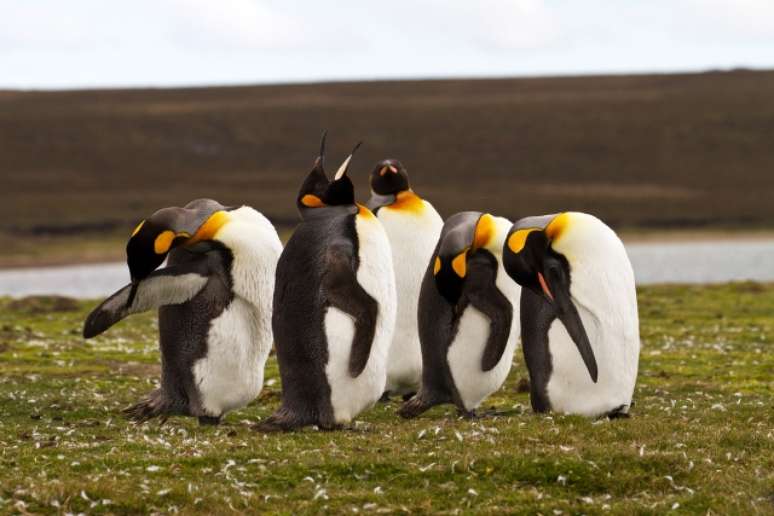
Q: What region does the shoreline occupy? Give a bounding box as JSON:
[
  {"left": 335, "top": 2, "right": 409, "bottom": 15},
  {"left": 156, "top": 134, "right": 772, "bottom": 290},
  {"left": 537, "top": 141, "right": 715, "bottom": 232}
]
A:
[{"left": 1, "top": 227, "right": 774, "bottom": 271}]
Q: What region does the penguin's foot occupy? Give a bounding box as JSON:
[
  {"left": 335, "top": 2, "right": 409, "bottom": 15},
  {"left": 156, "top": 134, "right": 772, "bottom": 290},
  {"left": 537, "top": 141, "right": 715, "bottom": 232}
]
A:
[
  {"left": 254, "top": 407, "right": 311, "bottom": 432},
  {"left": 397, "top": 396, "right": 434, "bottom": 419},
  {"left": 198, "top": 415, "right": 221, "bottom": 426},
  {"left": 402, "top": 392, "right": 417, "bottom": 402},
  {"left": 606, "top": 405, "right": 631, "bottom": 420},
  {"left": 457, "top": 408, "right": 478, "bottom": 420},
  {"left": 123, "top": 390, "right": 172, "bottom": 424},
  {"left": 378, "top": 392, "right": 391, "bottom": 403}
]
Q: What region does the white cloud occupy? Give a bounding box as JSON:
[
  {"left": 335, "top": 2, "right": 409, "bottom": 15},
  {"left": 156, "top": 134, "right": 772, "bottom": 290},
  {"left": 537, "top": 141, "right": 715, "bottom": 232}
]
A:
[
  {"left": 684, "top": 0, "right": 774, "bottom": 40},
  {"left": 0, "top": 0, "right": 771, "bottom": 88},
  {"left": 163, "top": 0, "right": 315, "bottom": 51},
  {"left": 468, "top": 0, "right": 560, "bottom": 51}
]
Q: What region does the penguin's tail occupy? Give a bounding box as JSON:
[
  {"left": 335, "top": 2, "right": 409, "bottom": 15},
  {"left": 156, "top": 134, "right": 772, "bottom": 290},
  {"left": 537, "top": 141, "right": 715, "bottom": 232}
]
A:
[{"left": 123, "top": 389, "right": 175, "bottom": 424}]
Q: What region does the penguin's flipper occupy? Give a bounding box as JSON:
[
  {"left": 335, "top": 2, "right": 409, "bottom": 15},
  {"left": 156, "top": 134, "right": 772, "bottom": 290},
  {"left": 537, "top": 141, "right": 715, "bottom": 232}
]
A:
[
  {"left": 322, "top": 244, "right": 379, "bottom": 378},
  {"left": 464, "top": 255, "right": 514, "bottom": 372},
  {"left": 83, "top": 259, "right": 210, "bottom": 338}
]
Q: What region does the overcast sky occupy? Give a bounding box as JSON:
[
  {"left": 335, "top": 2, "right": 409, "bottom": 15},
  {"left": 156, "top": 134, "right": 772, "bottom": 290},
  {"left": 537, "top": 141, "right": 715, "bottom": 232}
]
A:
[{"left": 2, "top": 0, "right": 773, "bottom": 89}]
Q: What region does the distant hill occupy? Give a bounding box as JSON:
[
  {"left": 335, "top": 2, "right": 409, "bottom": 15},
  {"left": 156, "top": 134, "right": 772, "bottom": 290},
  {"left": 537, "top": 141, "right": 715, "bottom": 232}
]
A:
[{"left": 2, "top": 70, "right": 774, "bottom": 238}]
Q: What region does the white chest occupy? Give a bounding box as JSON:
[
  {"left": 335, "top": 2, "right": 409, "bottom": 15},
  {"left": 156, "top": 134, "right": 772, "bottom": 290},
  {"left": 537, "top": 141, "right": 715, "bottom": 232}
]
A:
[
  {"left": 192, "top": 206, "right": 281, "bottom": 417},
  {"left": 324, "top": 213, "right": 397, "bottom": 423},
  {"left": 193, "top": 297, "right": 272, "bottom": 416},
  {"left": 447, "top": 265, "right": 521, "bottom": 411},
  {"left": 544, "top": 291, "right": 640, "bottom": 417},
  {"left": 377, "top": 204, "right": 443, "bottom": 392}
]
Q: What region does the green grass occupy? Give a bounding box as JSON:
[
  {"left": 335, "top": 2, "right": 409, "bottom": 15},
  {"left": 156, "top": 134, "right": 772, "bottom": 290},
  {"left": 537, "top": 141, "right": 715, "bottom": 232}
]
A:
[{"left": 0, "top": 284, "right": 772, "bottom": 514}]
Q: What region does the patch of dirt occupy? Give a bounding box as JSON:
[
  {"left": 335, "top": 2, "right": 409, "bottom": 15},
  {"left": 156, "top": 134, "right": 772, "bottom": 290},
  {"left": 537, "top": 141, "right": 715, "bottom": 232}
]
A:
[
  {"left": 105, "top": 360, "right": 160, "bottom": 377},
  {"left": 731, "top": 281, "right": 766, "bottom": 293},
  {"left": 8, "top": 295, "right": 80, "bottom": 314}
]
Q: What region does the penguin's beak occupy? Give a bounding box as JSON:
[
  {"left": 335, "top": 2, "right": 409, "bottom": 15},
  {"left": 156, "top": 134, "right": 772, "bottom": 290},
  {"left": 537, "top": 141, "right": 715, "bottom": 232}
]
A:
[
  {"left": 334, "top": 141, "right": 363, "bottom": 181},
  {"left": 540, "top": 265, "right": 598, "bottom": 383}
]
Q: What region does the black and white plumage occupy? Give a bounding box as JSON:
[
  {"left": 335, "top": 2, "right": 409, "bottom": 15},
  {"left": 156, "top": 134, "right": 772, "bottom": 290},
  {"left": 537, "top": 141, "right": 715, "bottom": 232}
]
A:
[
  {"left": 503, "top": 211, "right": 640, "bottom": 418},
  {"left": 260, "top": 136, "right": 397, "bottom": 431},
  {"left": 366, "top": 159, "right": 443, "bottom": 398},
  {"left": 399, "top": 211, "right": 521, "bottom": 419},
  {"left": 83, "top": 199, "right": 282, "bottom": 425}
]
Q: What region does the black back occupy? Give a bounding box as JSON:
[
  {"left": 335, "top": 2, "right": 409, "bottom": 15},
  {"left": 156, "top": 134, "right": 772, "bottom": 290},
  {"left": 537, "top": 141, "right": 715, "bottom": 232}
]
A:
[
  {"left": 416, "top": 242, "right": 508, "bottom": 410},
  {"left": 271, "top": 206, "right": 359, "bottom": 428}
]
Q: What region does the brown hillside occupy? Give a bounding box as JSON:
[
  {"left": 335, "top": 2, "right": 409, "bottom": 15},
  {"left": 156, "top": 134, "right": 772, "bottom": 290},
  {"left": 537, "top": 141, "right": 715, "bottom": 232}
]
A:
[{"left": 2, "top": 70, "right": 773, "bottom": 239}]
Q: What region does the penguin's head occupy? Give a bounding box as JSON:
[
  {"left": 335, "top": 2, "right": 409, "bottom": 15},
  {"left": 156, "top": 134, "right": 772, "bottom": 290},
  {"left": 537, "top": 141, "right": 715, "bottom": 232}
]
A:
[
  {"left": 126, "top": 198, "right": 229, "bottom": 282},
  {"left": 297, "top": 132, "right": 361, "bottom": 217},
  {"left": 503, "top": 212, "right": 599, "bottom": 382},
  {"left": 370, "top": 159, "right": 409, "bottom": 196},
  {"left": 432, "top": 211, "right": 504, "bottom": 305}
]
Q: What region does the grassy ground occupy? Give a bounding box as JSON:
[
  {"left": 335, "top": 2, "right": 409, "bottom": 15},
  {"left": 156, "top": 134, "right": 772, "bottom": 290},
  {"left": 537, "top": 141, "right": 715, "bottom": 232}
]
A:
[{"left": 0, "top": 284, "right": 772, "bottom": 514}]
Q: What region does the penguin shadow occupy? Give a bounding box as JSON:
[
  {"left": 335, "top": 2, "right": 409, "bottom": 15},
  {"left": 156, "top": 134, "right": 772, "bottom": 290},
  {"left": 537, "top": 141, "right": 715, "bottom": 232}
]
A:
[
  {"left": 394, "top": 375, "right": 634, "bottom": 422},
  {"left": 250, "top": 420, "right": 378, "bottom": 434}
]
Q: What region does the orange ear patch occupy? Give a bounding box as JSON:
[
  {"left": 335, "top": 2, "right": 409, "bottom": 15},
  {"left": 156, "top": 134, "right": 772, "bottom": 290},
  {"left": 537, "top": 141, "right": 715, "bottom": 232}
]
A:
[
  {"left": 154, "top": 230, "right": 177, "bottom": 254},
  {"left": 385, "top": 190, "right": 425, "bottom": 214},
  {"left": 433, "top": 256, "right": 442, "bottom": 275},
  {"left": 301, "top": 194, "right": 326, "bottom": 208},
  {"left": 451, "top": 250, "right": 467, "bottom": 278},
  {"left": 507, "top": 228, "right": 539, "bottom": 254}
]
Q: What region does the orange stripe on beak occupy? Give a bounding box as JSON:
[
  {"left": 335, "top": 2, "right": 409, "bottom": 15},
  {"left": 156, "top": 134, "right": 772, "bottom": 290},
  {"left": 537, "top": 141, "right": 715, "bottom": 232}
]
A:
[{"left": 538, "top": 272, "right": 554, "bottom": 301}]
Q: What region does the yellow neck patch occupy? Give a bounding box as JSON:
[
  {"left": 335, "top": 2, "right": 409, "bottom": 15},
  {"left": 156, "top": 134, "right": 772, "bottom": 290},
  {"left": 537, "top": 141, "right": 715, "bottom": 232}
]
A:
[
  {"left": 301, "top": 194, "right": 325, "bottom": 208},
  {"left": 507, "top": 228, "right": 539, "bottom": 254},
  {"left": 473, "top": 213, "right": 495, "bottom": 251},
  {"left": 188, "top": 210, "right": 229, "bottom": 245},
  {"left": 386, "top": 190, "right": 425, "bottom": 214},
  {"left": 452, "top": 250, "right": 467, "bottom": 277},
  {"left": 357, "top": 203, "right": 375, "bottom": 219},
  {"left": 546, "top": 212, "right": 570, "bottom": 241}
]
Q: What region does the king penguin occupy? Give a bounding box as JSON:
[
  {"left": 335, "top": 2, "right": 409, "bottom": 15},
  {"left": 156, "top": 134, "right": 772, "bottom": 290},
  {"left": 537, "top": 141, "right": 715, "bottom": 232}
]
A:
[
  {"left": 366, "top": 159, "right": 443, "bottom": 399},
  {"left": 83, "top": 198, "right": 282, "bottom": 425},
  {"left": 261, "top": 135, "right": 397, "bottom": 431},
  {"left": 502, "top": 211, "right": 640, "bottom": 418},
  {"left": 398, "top": 211, "right": 521, "bottom": 419}
]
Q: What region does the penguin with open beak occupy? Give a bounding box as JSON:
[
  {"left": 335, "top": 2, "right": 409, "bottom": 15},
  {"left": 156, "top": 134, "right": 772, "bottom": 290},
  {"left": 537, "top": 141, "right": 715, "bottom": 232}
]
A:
[
  {"left": 399, "top": 211, "right": 521, "bottom": 419},
  {"left": 502, "top": 212, "right": 640, "bottom": 418},
  {"left": 260, "top": 134, "right": 397, "bottom": 431},
  {"left": 83, "top": 198, "right": 282, "bottom": 425}
]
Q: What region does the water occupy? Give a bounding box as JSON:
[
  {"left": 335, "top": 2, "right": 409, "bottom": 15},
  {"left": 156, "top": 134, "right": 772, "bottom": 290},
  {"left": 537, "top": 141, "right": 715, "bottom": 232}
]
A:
[{"left": 1, "top": 239, "right": 773, "bottom": 298}]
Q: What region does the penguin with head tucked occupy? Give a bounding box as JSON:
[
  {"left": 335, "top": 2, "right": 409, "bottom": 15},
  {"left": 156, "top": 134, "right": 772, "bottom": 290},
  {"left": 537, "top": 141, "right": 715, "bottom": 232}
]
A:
[
  {"left": 260, "top": 134, "right": 397, "bottom": 431},
  {"left": 502, "top": 212, "right": 639, "bottom": 418},
  {"left": 366, "top": 159, "right": 443, "bottom": 399},
  {"left": 398, "top": 211, "right": 521, "bottom": 419},
  {"left": 83, "top": 198, "right": 282, "bottom": 425}
]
